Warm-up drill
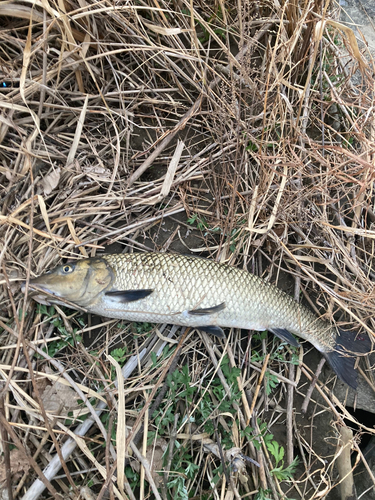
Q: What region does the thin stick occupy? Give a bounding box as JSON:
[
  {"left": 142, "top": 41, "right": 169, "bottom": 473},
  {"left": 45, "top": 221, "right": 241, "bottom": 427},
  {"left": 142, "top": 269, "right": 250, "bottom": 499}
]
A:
[
  {"left": 286, "top": 363, "right": 295, "bottom": 466},
  {"left": 163, "top": 413, "right": 179, "bottom": 491},
  {"left": 0, "top": 395, "right": 13, "bottom": 500},
  {"left": 126, "top": 23, "right": 272, "bottom": 187},
  {"left": 247, "top": 354, "right": 270, "bottom": 424},
  {"left": 301, "top": 358, "right": 326, "bottom": 414}
]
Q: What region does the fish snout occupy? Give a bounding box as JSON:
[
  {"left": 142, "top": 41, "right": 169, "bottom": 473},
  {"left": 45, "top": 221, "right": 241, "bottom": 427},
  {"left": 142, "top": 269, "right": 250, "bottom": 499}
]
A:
[
  {"left": 21, "top": 280, "right": 59, "bottom": 306},
  {"left": 21, "top": 278, "right": 59, "bottom": 299}
]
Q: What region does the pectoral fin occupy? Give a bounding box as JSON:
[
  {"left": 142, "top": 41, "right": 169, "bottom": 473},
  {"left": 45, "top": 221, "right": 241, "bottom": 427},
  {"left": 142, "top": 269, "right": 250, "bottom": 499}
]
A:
[
  {"left": 197, "top": 325, "right": 225, "bottom": 338},
  {"left": 269, "top": 328, "right": 300, "bottom": 347},
  {"left": 105, "top": 289, "right": 153, "bottom": 303},
  {"left": 188, "top": 302, "right": 226, "bottom": 315}
]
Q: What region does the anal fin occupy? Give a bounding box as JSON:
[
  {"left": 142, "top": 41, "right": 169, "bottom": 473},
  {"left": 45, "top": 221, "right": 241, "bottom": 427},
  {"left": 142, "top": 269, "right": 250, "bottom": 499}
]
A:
[
  {"left": 197, "top": 325, "right": 225, "bottom": 338},
  {"left": 105, "top": 289, "right": 153, "bottom": 303},
  {"left": 269, "top": 328, "right": 300, "bottom": 347}
]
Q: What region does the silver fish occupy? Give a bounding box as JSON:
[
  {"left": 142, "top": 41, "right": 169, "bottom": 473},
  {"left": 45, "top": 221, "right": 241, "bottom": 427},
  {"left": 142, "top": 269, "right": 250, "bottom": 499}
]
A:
[{"left": 24, "top": 252, "right": 370, "bottom": 388}]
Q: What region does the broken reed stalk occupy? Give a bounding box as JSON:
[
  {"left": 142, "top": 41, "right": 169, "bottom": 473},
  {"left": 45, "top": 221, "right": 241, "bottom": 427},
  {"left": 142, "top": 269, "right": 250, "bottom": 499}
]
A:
[{"left": 336, "top": 426, "right": 356, "bottom": 500}]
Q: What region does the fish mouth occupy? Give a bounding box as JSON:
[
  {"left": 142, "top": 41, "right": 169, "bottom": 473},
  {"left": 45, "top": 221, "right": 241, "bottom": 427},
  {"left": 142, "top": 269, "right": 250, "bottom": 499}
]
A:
[
  {"left": 21, "top": 281, "right": 62, "bottom": 306},
  {"left": 21, "top": 281, "right": 88, "bottom": 311}
]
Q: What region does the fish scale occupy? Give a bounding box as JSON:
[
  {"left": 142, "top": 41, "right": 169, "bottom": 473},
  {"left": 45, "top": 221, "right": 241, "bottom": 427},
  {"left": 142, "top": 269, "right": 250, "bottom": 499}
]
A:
[
  {"left": 101, "top": 253, "right": 334, "bottom": 350},
  {"left": 25, "top": 251, "right": 371, "bottom": 388}
]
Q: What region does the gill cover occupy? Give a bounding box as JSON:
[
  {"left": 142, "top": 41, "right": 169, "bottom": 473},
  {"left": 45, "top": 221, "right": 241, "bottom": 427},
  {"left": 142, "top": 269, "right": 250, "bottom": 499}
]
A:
[{"left": 29, "top": 258, "right": 115, "bottom": 308}]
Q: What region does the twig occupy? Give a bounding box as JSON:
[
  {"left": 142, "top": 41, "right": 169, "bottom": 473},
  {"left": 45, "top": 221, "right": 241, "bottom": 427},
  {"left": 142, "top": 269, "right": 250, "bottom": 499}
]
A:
[
  {"left": 0, "top": 394, "right": 13, "bottom": 500},
  {"left": 129, "top": 442, "right": 163, "bottom": 500},
  {"left": 301, "top": 358, "right": 326, "bottom": 415},
  {"left": 3, "top": 265, "right": 79, "bottom": 493},
  {"left": 126, "top": 23, "right": 272, "bottom": 187},
  {"left": 125, "top": 329, "right": 190, "bottom": 450},
  {"left": 163, "top": 413, "right": 179, "bottom": 492},
  {"left": 106, "top": 413, "right": 115, "bottom": 500},
  {"left": 286, "top": 363, "right": 295, "bottom": 466},
  {"left": 248, "top": 354, "right": 270, "bottom": 424},
  {"left": 131, "top": 345, "right": 182, "bottom": 454},
  {"left": 127, "top": 98, "right": 204, "bottom": 187}
]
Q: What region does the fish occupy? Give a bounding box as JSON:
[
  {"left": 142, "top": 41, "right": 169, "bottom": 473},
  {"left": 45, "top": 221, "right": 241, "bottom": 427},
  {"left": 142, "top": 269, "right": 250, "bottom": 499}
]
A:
[{"left": 23, "top": 252, "right": 371, "bottom": 388}]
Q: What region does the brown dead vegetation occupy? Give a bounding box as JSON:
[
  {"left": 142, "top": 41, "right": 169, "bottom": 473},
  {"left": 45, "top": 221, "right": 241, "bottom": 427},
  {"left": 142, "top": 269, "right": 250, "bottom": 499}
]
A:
[{"left": 1, "top": 0, "right": 375, "bottom": 499}]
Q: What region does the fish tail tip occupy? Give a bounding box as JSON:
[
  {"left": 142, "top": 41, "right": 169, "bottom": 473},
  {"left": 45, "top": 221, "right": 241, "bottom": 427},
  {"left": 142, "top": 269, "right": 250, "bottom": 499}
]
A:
[{"left": 324, "top": 329, "right": 372, "bottom": 389}]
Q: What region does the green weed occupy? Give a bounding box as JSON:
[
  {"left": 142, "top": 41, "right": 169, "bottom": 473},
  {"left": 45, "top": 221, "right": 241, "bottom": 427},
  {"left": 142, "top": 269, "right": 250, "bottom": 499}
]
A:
[
  {"left": 125, "top": 466, "right": 140, "bottom": 488},
  {"left": 167, "top": 364, "right": 197, "bottom": 402},
  {"left": 271, "top": 455, "right": 299, "bottom": 482},
  {"left": 110, "top": 347, "right": 127, "bottom": 379},
  {"left": 37, "top": 304, "right": 82, "bottom": 356},
  {"left": 241, "top": 421, "right": 299, "bottom": 483},
  {"left": 187, "top": 213, "right": 208, "bottom": 231},
  {"left": 149, "top": 351, "right": 298, "bottom": 497},
  {"left": 265, "top": 372, "right": 280, "bottom": 395},
  {"left": 133, "top": 321, "right": 153, "bottom": 335},
  {"left": 255, "top": 489, "right": 273, "bottom": 500}
]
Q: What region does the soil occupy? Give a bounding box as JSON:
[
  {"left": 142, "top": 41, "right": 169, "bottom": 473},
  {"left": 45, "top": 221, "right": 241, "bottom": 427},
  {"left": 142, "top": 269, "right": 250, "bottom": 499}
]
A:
[{"left": 340, "top": 0, "right": 375, "bottom": 56}]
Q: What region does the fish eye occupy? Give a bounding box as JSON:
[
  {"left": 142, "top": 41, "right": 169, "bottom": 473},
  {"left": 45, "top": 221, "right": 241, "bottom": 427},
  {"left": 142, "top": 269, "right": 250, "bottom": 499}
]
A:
[{"left": 62, "top": 264, "right": 74, "bottom": 274}]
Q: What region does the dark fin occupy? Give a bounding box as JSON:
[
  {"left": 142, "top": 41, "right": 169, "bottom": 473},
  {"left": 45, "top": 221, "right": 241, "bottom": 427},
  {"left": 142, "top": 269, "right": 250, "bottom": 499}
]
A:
[
  {"left": 336, "top": 329, "right": 372, "bottom": 355},
  {"left": 188, "top": 302, "right": 226, "bottom": 315},
  {"left": 324, "top": 329, "right": 372, "bottom": 389},
  {"left": 105, "top": 289, "right": 153, "bottom": 303},
  {"left": 269, "top": 328, "right": 300, "bottom": 348},
  {"left": 197, "top": 325, "right": 225, "bottom": 338}
]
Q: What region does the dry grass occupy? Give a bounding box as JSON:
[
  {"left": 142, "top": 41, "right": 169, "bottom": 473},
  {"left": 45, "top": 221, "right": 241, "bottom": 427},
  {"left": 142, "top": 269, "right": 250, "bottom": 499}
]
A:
[{"left": 1, "top": 0, "right": 375, "bottom": 499}]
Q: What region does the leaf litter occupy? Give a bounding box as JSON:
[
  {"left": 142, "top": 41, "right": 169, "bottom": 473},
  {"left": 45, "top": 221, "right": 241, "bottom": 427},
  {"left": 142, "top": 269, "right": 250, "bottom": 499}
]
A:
[{"left": 0, "top": 0, "right": 375, "bottom": 499}]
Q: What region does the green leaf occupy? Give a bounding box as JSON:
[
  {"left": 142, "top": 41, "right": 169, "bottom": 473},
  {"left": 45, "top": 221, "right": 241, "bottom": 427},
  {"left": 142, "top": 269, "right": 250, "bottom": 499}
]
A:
[
  {"left": 150, "top": 351, "right": 157, "bottom": 367},
  {"left": 266, "top": 440, "right": 284, "bottom": 466},
  {"left": 111, "top": 347, "right": 127, "bottom": 362},
  {"left": 271, "top": 456, "right": 299, "bottom": 481},
  {"left": 265, "top": 372, "right": 279, "bottom": 395},
  {"left": 185, "top": 462, "right": 199, "bottom": 479},
  {"left": 187, "top": 213, "right": 198, "bottom": 225},
  {"left": 255, "top": 488, "right": 273, "bottom": 500}
]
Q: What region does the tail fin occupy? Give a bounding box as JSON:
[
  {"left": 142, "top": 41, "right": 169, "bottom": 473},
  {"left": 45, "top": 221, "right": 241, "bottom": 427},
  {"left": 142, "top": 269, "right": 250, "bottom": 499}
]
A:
[{"left": 324, "top": 330, "right": 372, "bottom": 389}]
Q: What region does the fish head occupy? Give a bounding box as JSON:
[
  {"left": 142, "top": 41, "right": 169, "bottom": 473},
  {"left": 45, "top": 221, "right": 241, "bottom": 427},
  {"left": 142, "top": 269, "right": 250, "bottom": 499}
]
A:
[{"left": 23, "top": 258, "right": 114, "bottom": 309}]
